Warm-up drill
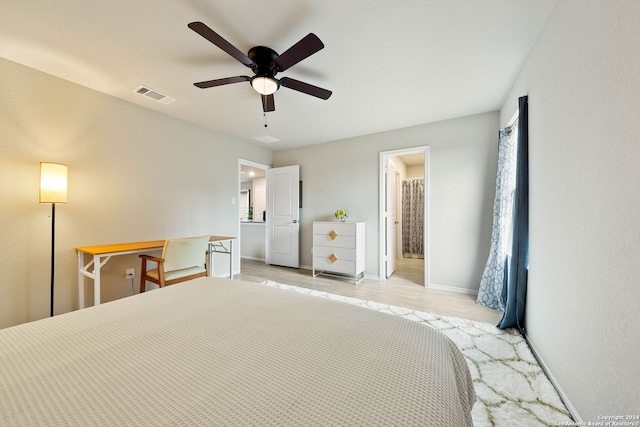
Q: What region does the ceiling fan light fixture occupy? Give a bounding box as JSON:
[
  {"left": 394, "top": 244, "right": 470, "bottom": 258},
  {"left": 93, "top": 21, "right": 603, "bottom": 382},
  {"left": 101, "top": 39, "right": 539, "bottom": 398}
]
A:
[
  {"left": 251, "top": 76, "right": 279, "bottom": 95},
  {"left": 188, "top": 23, "right": 331, "bottom": 113}
]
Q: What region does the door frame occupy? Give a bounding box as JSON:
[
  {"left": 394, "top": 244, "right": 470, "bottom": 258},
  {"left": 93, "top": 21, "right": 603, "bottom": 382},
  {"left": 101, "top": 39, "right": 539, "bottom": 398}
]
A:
[
  {"left": 378, "top": 146, "right": 430, "bottom": 286},
  {"left": 238, "top": 159, "right": 270, "bottom": 272}
]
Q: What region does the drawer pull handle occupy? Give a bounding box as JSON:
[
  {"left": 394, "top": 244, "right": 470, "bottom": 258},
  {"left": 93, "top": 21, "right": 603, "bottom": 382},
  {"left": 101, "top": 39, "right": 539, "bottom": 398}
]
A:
[
  {"left": 328, "top": 253, "right": 338, "bottom": 263},
  {"left": 329, "top": 230, "right": 338, "bottom": 240}
]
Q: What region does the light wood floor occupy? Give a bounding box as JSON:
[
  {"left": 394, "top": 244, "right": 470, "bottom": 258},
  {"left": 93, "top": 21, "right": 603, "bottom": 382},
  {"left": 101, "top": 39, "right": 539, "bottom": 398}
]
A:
[{"left": 238, "top": 258, "right": 502, "bottom": 324}]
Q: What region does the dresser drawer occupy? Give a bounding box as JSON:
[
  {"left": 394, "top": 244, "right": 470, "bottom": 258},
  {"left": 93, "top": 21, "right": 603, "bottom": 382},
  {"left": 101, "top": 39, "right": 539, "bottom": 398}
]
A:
[
  {"left": 313, "top": 222, "right": 357, "bottom": 237},
  {"left": 313, "top": 245, "right": 357, "bottom": 261},
  {"left": 313, "top": 233, "right": 356, "bottom": 249},
  {"left": 313, "top": 256, "right": 357, "bottom": 275}
]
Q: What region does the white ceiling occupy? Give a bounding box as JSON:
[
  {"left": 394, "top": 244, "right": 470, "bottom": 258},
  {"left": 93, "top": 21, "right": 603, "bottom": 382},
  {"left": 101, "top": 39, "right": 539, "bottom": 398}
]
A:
[
  {"left": 241, "top": 164, "right": 267, "bottom": 182},
  {"left": 1, "top": 0, "right": 557, "bottom": 151}
]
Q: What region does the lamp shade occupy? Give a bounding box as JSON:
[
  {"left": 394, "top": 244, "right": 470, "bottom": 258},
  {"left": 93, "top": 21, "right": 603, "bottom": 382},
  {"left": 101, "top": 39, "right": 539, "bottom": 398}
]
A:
[
  {"left": 250, "top": 76, "right": 279, "bottom": 95},
  {"left": 40, "top": 162, "right": 68, "bottom": 204}
]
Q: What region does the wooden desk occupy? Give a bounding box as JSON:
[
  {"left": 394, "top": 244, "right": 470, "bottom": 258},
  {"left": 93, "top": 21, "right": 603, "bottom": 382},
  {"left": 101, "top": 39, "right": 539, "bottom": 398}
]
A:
[{"left": 76, "top": 236, "right": 235, "bottom": 308}]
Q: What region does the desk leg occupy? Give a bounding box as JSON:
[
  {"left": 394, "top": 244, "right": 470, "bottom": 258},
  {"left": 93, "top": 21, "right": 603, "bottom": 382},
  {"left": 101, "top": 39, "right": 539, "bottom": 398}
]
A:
[
  {"left": 229, "top": 240, "right": 233, "bottom": 278},
  {"left": 94, "top": 254, "right": 101, "bottom": 306},
  {"left": 78, "top": 252, "right": 85, "bottom": 309},
  {"left": 208, "top": 244, "right": 212, "bottom": 277}
]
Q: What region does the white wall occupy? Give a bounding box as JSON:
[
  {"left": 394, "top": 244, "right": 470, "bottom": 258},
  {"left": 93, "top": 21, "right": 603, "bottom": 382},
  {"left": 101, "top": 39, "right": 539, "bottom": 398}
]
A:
[
  {"left": 389, "top": 156, "right": 408, "bottom": 178},
  {"left": 273, "top": 111, "right": 498, "bottom": 291},
  {"left": 0, "top": 57, "right": 272, "bottom": 329},
  {"left": 406, "top": 164, "right": 424, "bottom": 179},
  {"left": 500, "top": 0, "right": 640, "bottom": 421}
]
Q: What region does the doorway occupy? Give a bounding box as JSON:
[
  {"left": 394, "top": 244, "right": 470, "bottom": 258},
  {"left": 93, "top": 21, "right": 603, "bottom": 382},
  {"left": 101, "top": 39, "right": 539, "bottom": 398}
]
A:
[
  {"left": 379, "top": 147, "right": 429, "bottom": 287},
  {"left": 238, "top": 160, "right": 301, "bottom": 271},
  {"left": 238, "top": 159, "right": 269, "bottom": 272}
]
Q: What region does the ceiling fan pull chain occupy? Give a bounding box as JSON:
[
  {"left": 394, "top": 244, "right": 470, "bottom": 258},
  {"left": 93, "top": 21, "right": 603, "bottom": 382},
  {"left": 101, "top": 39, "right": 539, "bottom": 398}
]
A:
[{"left": 264, "top": 112, "right": 268, "bottom": 128}]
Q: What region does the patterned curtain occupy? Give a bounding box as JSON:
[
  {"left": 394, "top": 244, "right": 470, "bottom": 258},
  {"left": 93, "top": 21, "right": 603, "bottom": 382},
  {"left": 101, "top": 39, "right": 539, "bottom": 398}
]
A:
[
  {"left": 476, "top": 124, "right": 518, "bottom": 311},
  {"left": 402, "top": 178, "right": 424, "bottom": 258},
  {"left": 498, "top": 96, "right": 529, "bottom": 331}
]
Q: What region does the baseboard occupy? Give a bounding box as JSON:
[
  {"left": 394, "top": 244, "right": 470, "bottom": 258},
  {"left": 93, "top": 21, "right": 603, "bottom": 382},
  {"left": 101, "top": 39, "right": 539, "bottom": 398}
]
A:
[
  {"left": 241, "top": 256, "right": 266, "bottom": 262},
  {"left": 524, "top": 333, "right": 582, "bottom": 423},
  {"left": 428, "top": 283, "right": 478, "bottom": 296},
  {"left": 253, "top": 263, "right": 473, "bottom": 292}
]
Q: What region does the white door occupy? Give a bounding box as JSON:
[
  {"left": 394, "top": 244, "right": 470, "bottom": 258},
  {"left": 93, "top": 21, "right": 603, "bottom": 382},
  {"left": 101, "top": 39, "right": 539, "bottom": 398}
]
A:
[
  {"left": 267, "top": 165, "right": 300, "bottom": 268},
  {"left": 386, "top": 163, "right": 398, "bottom": 277}
]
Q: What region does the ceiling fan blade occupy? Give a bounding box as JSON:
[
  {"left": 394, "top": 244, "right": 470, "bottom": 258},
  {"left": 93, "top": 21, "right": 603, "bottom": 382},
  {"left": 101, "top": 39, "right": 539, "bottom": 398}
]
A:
[
  {"left": 194, "top": 76, "right": 250, "bottom": 88},
  {"left": 274, "top": 33, "right": 324, "bottom": 72},
  {"left": 188, "top": 22, "right": 254, "bottom": 67},
  {"left": 262, "top": 94, "right": 275, "bottom": 112},
  {"left": 279, "top": 77, "right": 332, "bottom": 100}
]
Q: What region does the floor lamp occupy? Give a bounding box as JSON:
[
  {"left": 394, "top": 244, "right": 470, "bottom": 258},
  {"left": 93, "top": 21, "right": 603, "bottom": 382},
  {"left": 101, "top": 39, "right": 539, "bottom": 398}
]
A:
[{"left": 40, "top": 162, "right": 68, "bottom": 317}]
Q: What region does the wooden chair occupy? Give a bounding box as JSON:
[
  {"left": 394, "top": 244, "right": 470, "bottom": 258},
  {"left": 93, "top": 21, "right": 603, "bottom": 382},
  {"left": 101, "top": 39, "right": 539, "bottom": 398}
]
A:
[{"left": 139, "top": 235, "right": 210, "bottom": 293}]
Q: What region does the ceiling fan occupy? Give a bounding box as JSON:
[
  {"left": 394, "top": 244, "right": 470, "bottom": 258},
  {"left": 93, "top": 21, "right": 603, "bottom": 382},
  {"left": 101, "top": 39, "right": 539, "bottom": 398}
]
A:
[{"left": 188, "top": 21, "right": 332, "bottom": 113}]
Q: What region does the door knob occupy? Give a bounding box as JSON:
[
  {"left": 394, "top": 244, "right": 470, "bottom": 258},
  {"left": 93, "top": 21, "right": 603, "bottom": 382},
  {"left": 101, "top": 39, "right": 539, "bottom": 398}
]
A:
[{"left": 293, "top": 219, "right": 298, "bottom": 223}]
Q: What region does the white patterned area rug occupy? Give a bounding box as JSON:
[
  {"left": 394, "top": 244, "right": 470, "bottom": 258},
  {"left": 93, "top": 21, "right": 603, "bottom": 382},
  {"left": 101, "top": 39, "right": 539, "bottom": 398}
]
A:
[{"left": 261, "top": 281, "right": 574, "bottom": 427}]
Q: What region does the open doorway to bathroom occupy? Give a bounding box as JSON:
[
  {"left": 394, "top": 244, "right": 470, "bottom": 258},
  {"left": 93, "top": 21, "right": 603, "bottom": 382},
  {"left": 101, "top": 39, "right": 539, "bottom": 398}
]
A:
[{"left": 379, "top": 147, "right": 429, "bottom": 287}]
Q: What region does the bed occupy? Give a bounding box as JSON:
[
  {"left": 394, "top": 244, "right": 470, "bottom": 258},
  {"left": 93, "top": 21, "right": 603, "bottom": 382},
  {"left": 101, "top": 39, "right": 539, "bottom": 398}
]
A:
[{"left": 0, "top": 277, "right": 475, "bottom": 426}]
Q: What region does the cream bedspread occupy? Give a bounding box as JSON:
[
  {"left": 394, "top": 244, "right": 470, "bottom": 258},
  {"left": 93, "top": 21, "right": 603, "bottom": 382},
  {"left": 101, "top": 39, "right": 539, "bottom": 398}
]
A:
[{"left": 0, "top": 277, "right": 475, "bottom": 426}]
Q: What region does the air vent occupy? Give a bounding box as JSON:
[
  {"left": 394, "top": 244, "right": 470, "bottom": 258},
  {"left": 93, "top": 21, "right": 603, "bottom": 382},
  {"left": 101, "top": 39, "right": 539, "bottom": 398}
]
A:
[
  {"left": 133, "top": 85, "right": 176, "bottom": 104},
  {"left": 254, "top": 135, "right": 280, "bottom": 144}
]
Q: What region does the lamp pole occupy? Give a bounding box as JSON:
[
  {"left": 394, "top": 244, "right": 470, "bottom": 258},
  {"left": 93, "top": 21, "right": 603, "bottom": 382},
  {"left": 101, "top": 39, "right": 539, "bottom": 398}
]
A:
[
  {"left": 40, "top": 162, "right": 67, "bottom": 318},
  {"left": 50, "top": 202, "right": 56, "bottom": 317}
]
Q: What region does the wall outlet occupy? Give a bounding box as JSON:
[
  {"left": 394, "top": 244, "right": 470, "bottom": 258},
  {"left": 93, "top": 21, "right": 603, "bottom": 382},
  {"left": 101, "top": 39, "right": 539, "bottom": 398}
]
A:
[{"left": 126, "top": 268, "right": 135, "bottom": 279}]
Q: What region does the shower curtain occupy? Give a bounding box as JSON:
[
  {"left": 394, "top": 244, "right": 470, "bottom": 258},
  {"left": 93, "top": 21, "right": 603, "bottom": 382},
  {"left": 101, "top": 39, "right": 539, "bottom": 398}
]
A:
[{"left": 402, "top": 178, "right": 424, "bottom": 258}]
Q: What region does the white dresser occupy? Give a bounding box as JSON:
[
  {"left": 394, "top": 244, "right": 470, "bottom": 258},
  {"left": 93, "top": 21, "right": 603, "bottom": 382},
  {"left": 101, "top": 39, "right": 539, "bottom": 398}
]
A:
[{"left": 312, "top": 221, "right": 365, "bottom": 284}]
